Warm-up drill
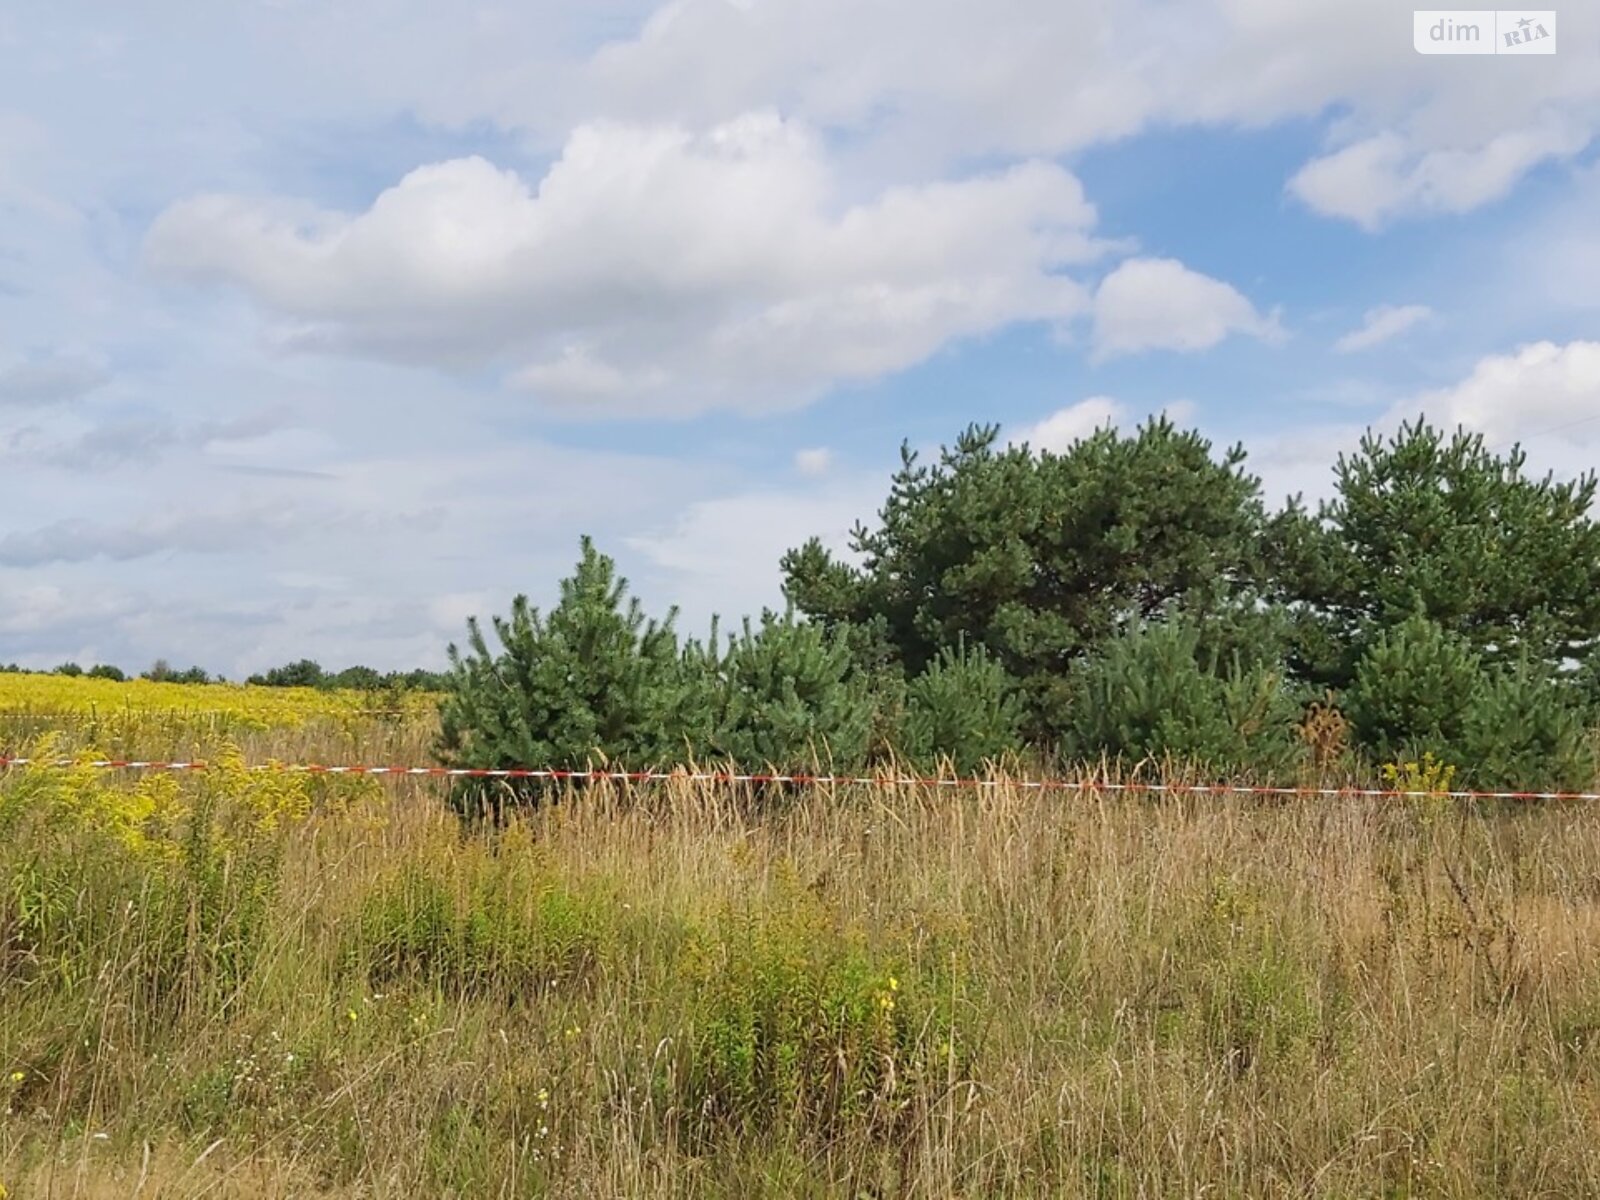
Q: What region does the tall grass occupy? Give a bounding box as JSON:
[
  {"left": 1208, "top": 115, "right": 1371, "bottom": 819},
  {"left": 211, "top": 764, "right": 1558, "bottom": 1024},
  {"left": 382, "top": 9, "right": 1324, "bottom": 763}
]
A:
[{"left": 6, "top": 722, "right": 1600, "bottom": 1195}]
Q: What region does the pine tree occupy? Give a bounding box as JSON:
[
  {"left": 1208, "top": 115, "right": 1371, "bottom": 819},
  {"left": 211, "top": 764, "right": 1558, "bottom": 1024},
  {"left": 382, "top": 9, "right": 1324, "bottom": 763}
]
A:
[
  {"left": 1343, "top": 611, "right": 1482, "bottom": 765},
  {"left": 1458, "top": 659, "right": 1596, "bottom": 792},
  {"left": 436, "top": 538, "right": 703, "bottom": 812},
  {"left": 781, "top": 416, "right": 1271, "bottom": 742},
  {"left": 689, "top": 608, "right": 875, "bottom": 777},
  {"left": 898, "top": 635, "right": 1024, "bottom": 775},
  {"left": 1270, "top": 420, "right": 1600, "bottom": 687},
  {"left": 1060, "top": 618, "right": 1302, "bottom": 775}
]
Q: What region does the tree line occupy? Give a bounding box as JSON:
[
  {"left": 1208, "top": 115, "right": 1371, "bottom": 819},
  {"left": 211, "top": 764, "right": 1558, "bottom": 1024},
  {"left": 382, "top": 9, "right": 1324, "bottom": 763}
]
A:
[
  {"left": 437, "top": 417, "right": 1600, "bottom": 805},
  {"left": 0, "top": 658, "right": 446, "bottom": 692}
]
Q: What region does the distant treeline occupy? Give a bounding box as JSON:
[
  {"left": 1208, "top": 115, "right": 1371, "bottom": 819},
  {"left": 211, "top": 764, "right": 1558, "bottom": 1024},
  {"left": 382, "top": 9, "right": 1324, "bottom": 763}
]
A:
[{"left": 0, "top": 658, "right": 446, "bottom": 692}]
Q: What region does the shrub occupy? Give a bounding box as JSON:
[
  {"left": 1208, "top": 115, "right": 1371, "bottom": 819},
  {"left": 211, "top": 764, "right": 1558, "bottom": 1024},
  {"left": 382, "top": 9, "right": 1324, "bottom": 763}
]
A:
[
  {"left": 436, "top": 538, "right": 705, "bottom": 813},
  {"left": 897, "top": 636, "right": 1024, "bottom": 774},
  {"left": 1344, "top": 612, "right": 1481, "bottom": 764},
  {"left": 1457, "top": 660, "right": 1597, "bottom": 792},
  {"left": 689, "top": 609, "right": 876, "bottom": 776},
  {"left": 1060, "top": 618, "right": 1302, "bottom": 774}
]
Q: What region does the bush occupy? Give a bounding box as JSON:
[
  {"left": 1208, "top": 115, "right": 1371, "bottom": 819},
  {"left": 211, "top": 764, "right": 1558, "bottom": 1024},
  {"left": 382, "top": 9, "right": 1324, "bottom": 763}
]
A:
[
  {"left": 1457, "top": 660, "right": 1597, "bottom": 792},
  {"left": 86, "top": 664, "right": 126, "bottom": 682},
  {"left": 1348, "top": 616, "right": 1596, "bottom": 791},
  {"left": 1060, "top": 618, "right": 1302, "bottom": 774},
  {"left": 1344, "top": 612, "right": 1481, "bottom": 764},
  {"left": 689, "top": 609, "right": 876, "bottom": 776},
  {"left": 436, "top": 538, "right": 705, "bottom": 813},
  {"left": 897, "top": 636, "right": 1024, "bottom": 774}
]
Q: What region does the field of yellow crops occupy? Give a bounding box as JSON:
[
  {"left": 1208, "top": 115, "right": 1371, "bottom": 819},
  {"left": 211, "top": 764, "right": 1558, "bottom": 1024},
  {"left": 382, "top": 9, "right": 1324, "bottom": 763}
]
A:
[{"left": 0, "top": 672, "right": 437, "bottom": 730}]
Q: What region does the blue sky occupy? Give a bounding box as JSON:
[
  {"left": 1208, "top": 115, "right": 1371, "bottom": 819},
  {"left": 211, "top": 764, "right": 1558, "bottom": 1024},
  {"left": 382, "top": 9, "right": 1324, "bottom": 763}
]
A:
[{"left": 2, "top": 0, "right": 1598, "bottom": 676}]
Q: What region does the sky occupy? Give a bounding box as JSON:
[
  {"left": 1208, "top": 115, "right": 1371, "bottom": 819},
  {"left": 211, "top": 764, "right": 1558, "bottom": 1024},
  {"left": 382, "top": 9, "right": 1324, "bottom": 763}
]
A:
[{"left": 2, "top": 0, "right": 1598, "bottom": 677}]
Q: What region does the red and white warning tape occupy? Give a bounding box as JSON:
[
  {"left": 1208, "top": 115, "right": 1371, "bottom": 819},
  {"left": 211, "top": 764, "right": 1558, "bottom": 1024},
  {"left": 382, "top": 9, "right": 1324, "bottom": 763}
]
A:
[{"left": 0, "top": 755, "right": 1597, "bottom": 801}]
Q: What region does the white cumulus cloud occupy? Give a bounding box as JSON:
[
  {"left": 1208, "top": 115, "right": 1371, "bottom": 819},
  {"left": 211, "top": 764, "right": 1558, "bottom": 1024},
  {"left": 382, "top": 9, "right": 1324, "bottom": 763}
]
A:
[
  {"left": 1400, "top": 340, "right": 1600, "bottom": 451},
  {"left": 146, "top": 114, "right": 1103, "bottom": 417},
  {"left": 1290, "top": 121, "right": 1593, "bottom": 230},
  {"left": 1091, "top": 258, "right": 1281, "bottom": 360}
]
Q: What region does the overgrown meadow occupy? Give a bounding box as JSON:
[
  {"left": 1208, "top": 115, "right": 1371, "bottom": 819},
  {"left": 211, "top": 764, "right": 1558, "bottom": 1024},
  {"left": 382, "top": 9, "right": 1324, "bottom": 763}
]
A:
[{"left": 6, "top": 681, "right": 1600, "bottom": 1198}]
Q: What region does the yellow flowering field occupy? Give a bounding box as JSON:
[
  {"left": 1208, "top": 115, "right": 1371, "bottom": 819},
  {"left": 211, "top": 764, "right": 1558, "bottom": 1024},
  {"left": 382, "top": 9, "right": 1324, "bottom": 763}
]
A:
[{"left": 0, "top": 671, "right": 436, "bottom": 730}]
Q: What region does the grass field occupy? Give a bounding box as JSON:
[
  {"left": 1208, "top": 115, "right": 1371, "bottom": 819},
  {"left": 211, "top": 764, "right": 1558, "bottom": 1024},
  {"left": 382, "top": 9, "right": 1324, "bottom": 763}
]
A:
[{"left": 5, "top": 678, "right": 1600, "bottom": 1197}]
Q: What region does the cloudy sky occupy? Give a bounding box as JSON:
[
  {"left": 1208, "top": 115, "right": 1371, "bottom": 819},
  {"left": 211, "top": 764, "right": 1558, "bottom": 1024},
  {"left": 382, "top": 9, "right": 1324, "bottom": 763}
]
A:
[{"left": 2, "top": 1, "right": 1598, "bottom": 676}]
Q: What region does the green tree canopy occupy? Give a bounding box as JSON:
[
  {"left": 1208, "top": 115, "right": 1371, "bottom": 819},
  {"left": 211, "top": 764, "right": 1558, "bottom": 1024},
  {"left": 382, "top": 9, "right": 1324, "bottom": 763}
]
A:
[
  {"left": 1270, "top": 419, "right": 1600, "bottom": 687},
  {"left": 781, "top": 416, "right": 1271, "bottom": 737},
  {"left": 436, "top": 537, "right": 705, "bottom": 809}
]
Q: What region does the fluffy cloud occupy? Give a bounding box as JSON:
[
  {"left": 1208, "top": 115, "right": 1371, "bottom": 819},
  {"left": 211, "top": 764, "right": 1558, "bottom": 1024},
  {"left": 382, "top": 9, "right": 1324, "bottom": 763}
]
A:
[
  {"left": 1091, "top": 258, "right": 1280, "bottom": 360},
  {"left": 1290, "top": 121, "right": 1593, "bottom": 230},
  {"left": 1011, "top": 396, "right": 1123, "bottom": 453},
  {"left": 625, "top": 480, "right": 881, "bottom": 633},
  {"left": 1334, "top": 304, "right": 1434, "bottom": 352},
  {"left": 582, "top": 0, "right": 1599, "bottom": 227},
  {"left": 1401, "top": 340, "right": 1600, "bottom": 450},
  {"left": 1010, "top": 396, "right": 1201, "bottom": 454},
  {"left": 1246, "top": 340, "right": 1600, "bottom": 509},
  {"left": 146, "top": 114, "right": 1102, "bottom": 416}
]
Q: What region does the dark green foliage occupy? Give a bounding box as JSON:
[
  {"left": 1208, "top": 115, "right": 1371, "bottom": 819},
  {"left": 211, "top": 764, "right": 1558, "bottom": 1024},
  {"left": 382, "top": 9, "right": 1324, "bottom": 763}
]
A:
[
  {"left": 142, "top": 659, "right": 213, "bottom": 684},
  {"left": 1270, "top": 420, "right": 1600, "bottom": 687},
  {"left": 1457, "top": 660, "right": 1597, "bottom": 792},
  {"left": 327, "top": 665, "right": 383, "bottom": 691},
  {"left": 897, "top": 636, "right": 1024, "bottom": 774},
  {"left": 687, "top": 609, "right": 876, "bottom": 775},
  {"left": 246, "top": 659, "right": 326, "bottom": 688},
  {"left": 1570, "top": 645, "right": 1600, "bottom": 721},
  {"left": 86, "top": 664, "right": 125, "bottom": 681},
  {"left": 1344, "top": 612, "right": 1482, "bottom": 765},
  {"left": 436, "top": 538, "right": 705, "bottom": 811},
  {"left": 1060, "top": 618, "right": 1302, "bottom": 774},
  {"left": 1346, "top": 615, "right": 1597, "bottom": 790},
  {"left": 781, "top": 417, "right": 1270, "bottom": 741},
  {"left": 53, "top": 662, "right": 82, "bottom": 677}
]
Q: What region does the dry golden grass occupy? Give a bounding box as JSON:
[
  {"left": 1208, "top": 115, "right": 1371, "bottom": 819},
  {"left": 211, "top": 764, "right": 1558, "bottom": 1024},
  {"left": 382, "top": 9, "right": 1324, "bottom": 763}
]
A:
[{"left": 7, "top": 714, "right": 1600, "bottom": 1196}]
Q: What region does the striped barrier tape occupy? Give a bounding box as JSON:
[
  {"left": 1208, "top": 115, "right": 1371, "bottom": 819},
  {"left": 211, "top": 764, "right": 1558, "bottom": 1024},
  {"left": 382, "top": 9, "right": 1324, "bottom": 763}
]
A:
[
  {"left": 0, "top": 755, "right": 1596, "bottom": 800},
  {"left": 0, "top": 709, "right": 416, "bottom": 718}
]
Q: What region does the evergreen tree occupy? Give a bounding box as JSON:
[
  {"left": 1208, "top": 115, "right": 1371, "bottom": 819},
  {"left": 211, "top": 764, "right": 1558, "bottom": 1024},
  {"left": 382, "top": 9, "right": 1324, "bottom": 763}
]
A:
[
  {"left": 897, "top": 636, "right": 1024, "bottom": 775},
  {"left": 1060, "top": 618, "right": 1302, "bottom": 775},
  {"left": 782, "top": 416, "right": 1270, "bottom": 740},
  {"left": 1343, "top": 612, "right": 1482, "bottom": 765},
  {"left": 1270, "top": 420, "right": 1600, "bottom": 687},
  {"left": 1458, "top": 659, "right": 1596, "bottom": 792},
  {"left": 688, "top": 608, "right": 875, "bottom": 776},
  {"left": 436, "top": 538, "right": 704, "bottom": 812}
]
